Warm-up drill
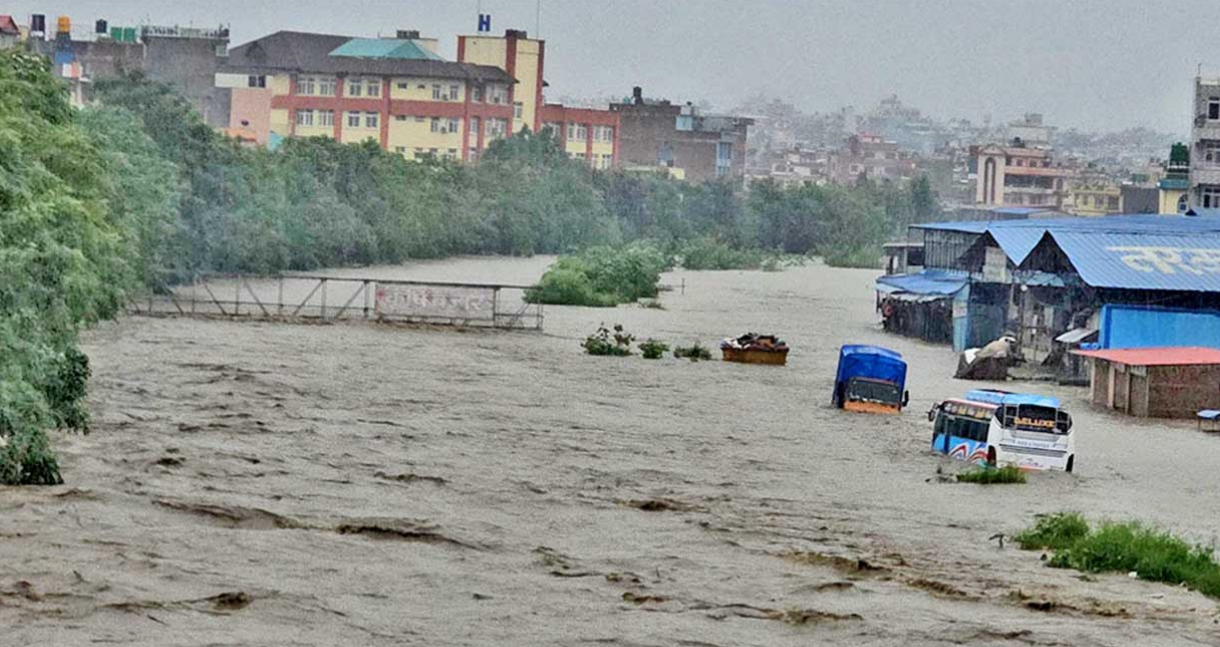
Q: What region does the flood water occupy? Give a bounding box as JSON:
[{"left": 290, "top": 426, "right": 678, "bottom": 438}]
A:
[{"left": 5, "top": 256, "right": 1220, "bottom": 646}]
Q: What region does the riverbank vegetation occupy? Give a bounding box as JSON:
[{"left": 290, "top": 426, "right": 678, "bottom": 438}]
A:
[{"left": 1016, "top": 513, "right": 1220, "bottom": 599}]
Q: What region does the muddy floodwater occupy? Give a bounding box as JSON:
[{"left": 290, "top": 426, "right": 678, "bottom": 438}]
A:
[{"left": 6, "top": 257, "right": 1220, "bottom": 646}]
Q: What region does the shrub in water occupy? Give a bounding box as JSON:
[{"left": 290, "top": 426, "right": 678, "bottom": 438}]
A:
[
  {"left": 955, "top": 464, "right": 1026, "bottom": 484},
  {"left": 582, "top": 324, "right": 633, "bottom": 356},
  {"left": 528, "top": 242, "right": 669, "bottom": 307},
  {"left": 680, "top": 237, "right": 763, "bottom": 271},
  {"left": 639, "top": 339, "right": 669, "bottom": 360},
  {"left": 673, "top": 343, "right": 714, "bottom": 361}
]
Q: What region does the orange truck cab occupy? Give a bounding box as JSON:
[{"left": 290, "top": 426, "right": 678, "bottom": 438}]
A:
[{"left": 832, "top": 345, "right": 909, "bottom": 415}]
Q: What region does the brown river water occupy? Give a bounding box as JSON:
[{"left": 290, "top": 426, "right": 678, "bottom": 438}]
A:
[{"left": 4, "top": 256, "right": 1220, "bottom": 646}]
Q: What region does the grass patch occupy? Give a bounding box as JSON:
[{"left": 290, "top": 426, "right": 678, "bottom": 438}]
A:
[
  {"left": 821, "top": 246, "right": 882, "bottom": 269},
  {"left": 955, "top": 464, "right": 1026, "bottom": 484},
  {"left": 638, "top": 339, "right": 669, "bottom": 360},
  {"left": 1016, "top": 513, "right": 1220, "bottom": 599},
  {"left": 673, "top": 343, "right": 714, "bottom": 361}
]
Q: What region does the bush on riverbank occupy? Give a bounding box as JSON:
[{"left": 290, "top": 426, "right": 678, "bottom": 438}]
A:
[
  {"left": 0, "top": 51, "right": 132, "bottom": 484},
  {"left": 526, "top": 243, "right": 670, "bottom": 307},
  {"left": 1016, "top": 513, "right": 1220, "bottom": 599},
  {"left": 679, "top": 237, "right": 764, "bottom": 270}
]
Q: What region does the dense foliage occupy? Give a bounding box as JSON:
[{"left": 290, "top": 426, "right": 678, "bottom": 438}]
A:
[
  {"left": 1017, "top": 513, "right": 1220, "bottom": 599},
  {"left": 525, "top": 242, "right": 670, "bottom": 307}
]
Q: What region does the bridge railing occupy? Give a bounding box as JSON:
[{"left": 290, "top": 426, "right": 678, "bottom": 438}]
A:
[{"left": 130, "top": 273, "right": 543, "bottom": 331}]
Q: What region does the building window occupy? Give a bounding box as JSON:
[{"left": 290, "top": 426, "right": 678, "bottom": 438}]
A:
[
  {"left": 394, "top": 146, "right": 406, "bottom": 154},
  {"left": 295, "top": 109, "right": 314, "bottom": 126},
  {"left": 600, "top": 154, "right": 613, "bottom": 169},
  {"left": 366, "top": 79, "right": 381, "bottom": 98},
  {"left": 469, "top": 147, "right": 478, "bottom": 161},
  {"left": 318, "top": 77, "right": 336, "bottom": 97},
  {"left": 297, "top": 76, "right": 316, "bottom": 96},
  {"left": 471, "top": 85, "right": 483, "bottom": 102},
  {"left": 431, "top": 117, "right": 441, "bottom": 133},
  {"left": 247, "top": 75, "right": 266, "bottom": 88},
  {"left": 488, "top": 84, "right": 508, "bottom": 105},
  {"left": 365, "top": 112, "right": 379, "bottom": 128},
  {"left": 594, "top": 126, "right": 615, "bottom": 142},
  {"left": 716, "top": 142, "right": 733, "bottom": 177},
  {"left": 432, "top": 84, "right": 442, "bottom": 100},
  {"left": 347, "top": 78, "right": 363, "bottom": 97},
  {"left": 347, "top": 111, "right": 360, "bottom": 128},
  {"left": 1210, "top": 97, "right": 1220, "bottom": 120},
  {"left": 513, "top": 102, "right": 523, "bottom": 118},
  {"left": 1202, "top": 186, "right": 1220, "bottom": 208},
  {"left": 1178, "top": 194, "right": 1189, "bottom": 213},
  {"left": 568, "top": 124, "right": 587, "bottom": 141},
  {"left": 395, "top": 115, "right": 408, "bottom": 121},
  {"left": 471, "top": 117, "right": 481, "bottom": 136},
  {"left": 319, "top": 110, "right": 334, "bottom": 127},
  {"left": 1204, "top": 141, "right": 1220, "bottom": 166},
  {"left": 447, "top": 148, "right": 458, "bottom": 159},
  {"left": 449, "top": 84, "right": 460, "bottom": 101},
  {"left": 487, "top": 118, "right": 508, "bottom": 138},
  {"left": 397, "top": 81, "right": 410, "bottom": 90},
  {"left": 447, "top": 118, "right": 460, "bottom": 133}
]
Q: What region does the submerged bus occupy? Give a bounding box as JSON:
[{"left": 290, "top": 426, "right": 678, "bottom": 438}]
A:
[{"left": 929, "top": 389, "right": 1075, "bottom": 472}]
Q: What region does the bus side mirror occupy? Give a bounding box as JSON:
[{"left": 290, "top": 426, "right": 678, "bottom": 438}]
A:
[
  {"left": 1057, "top": 411, "right": 1073, "bottom": 432},
  {"left": 903, "top": 390, "right": 910, "bottom": 408},
  {"left": 926, "top": 404, "right": 937, "bottom": 422}
]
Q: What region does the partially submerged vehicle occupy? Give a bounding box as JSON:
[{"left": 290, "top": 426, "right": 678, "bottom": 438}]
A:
[
  {"left": 833, "top": 345, "right": 909, "bottom": 414},
  {"left": 928, "top": 388, "right": 1076, "bottom": 472}
]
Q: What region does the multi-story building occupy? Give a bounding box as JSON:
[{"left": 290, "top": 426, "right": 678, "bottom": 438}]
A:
[
  {"left": 1190, "top": 77, "right": 1220, "bottom": 208},
  {"left": 972, "top": 141, "right": 1074, "bottom": 209},
  {"left": 610, "top": 87, "right": 752, "bottom": 182},
  {"left": 218, "top": 27, "right": 622, "bottom": 167},
  {"left": 1066, "top": 182, "right": 1121, "bottom": 216},
  {"left": 829, "top": 133, "right": 916, "bottom": 185},
  {"left": 539, "top": 104, "right": 619, "bottom": 169},
  {"left": 27, "top": 15, "right": 231, "bottom": 126},
  {"left": 218, "top": 30, "right": 516, "bottom": 160}
]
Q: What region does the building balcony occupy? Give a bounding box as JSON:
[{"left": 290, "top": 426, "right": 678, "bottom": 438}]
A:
[{"left": 1193, "top": 120, "right": 1220, "bottom": 143}]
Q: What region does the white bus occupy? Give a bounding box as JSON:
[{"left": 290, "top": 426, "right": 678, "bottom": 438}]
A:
[{"left": 930, "top": 389, "right": 1075, "bottom": 472}]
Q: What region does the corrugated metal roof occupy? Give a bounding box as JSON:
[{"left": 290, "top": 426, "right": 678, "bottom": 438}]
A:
[
  {"left": 329, "top": 38, "right": 445, "bottom": 61},
  {"left": 875, "top": 270, "right": 966, "bottom": 296},
  {"left": 1049, "top": 230, "right": 1220, "bottom": 292},
  {"left": 1072, "top": 346, "right": 1220, "bottom": 366},
  {"left": 988, "top": 227, "right": 1049, "bottom": 265}
]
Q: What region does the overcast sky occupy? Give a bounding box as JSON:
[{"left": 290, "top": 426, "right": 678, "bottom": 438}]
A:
[{"left": 7, "top": 0, "right": 1216, "bottom": 133}]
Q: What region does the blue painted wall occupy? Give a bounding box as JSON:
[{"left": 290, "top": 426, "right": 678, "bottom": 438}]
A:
[{"left": 1099, "top": 305, "right": 1220, "bottom": 349}]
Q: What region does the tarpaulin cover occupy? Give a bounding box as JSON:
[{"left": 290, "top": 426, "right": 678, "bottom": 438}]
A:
[
  {"left": 875, "top": 270, "right": 966, "bottom": 297},
  {"left": 963, "top": 390, "right": 1059, "bottom": 409},
  {"left": 833, "top": 345, "right": 907, "bottom": 406}
]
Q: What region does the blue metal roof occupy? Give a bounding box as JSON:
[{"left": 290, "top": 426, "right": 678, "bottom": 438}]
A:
[
  {"left": 1049, "top": 230, "right": 1220, "bottom": 292},
  {"left": 875, "top": 270, "right": 966, "bottom": 296}
]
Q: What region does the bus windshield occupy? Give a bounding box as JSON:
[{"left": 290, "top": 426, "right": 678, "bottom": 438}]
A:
[
  {"left": 847, "top": 378, "right": 901, "bottom": 406},
  {"left": 998, "top": 404, "right": 1070, "bottom": 434}
]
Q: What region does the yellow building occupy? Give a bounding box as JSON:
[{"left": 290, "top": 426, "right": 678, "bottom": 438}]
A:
[
  {"left": 1067, "top": 183, "right": 1122, "bottom": 217},
  {"left": 217, "top": 30, "right": 516, "bottom": 160},
  {"left": 458, "top": 29, "right": 543, "bottom": 135},
  {"left": 1158, "top": 143, "right": 1190, "bottom": 214}
]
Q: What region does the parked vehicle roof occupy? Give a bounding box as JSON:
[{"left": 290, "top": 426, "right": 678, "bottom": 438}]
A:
[{"left": 1072, "top": 346, "right": 1220, "bottom": 366}]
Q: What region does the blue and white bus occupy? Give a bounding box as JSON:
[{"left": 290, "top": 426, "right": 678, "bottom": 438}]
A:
[{"left": 929, "top": 389, "right": 1075, "bottom": 472}]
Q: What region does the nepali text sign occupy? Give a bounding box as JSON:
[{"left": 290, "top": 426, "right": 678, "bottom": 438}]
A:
[
  {"left": 375, "top": 283, "right": 496, "bottom": 320},
  {"left": 1108, "top": 246, "right": 1220, "bottom": 275}
]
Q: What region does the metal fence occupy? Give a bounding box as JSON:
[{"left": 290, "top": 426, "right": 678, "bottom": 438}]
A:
[{"left": 130, "top": 274, "right": 543, "bottom": 330}]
